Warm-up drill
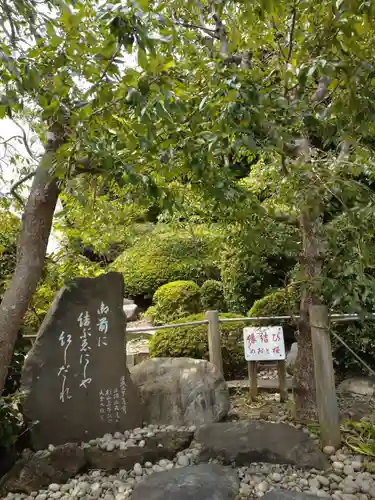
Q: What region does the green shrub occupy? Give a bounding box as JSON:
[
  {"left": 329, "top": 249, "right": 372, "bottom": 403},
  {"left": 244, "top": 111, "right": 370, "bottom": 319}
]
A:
[
  {"left": 200, "top": 280, "right": 226, "bottom": 311},
  {"left": 111, "top": 226, "right": 221, "bottom": 299},
  {"left": 149, "top": 312, "right": 248, "bottom": 379},
  {"left": 146, "top": 281, "right": 201, "bottom": 325},
  {"left": 248, "top": 288, "right": 300, "bottom": 342}
]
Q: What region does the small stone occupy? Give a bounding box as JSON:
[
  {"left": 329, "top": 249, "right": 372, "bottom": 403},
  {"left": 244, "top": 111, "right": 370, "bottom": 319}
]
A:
[
  {"left": 333, "top": 461, "right": 345, "bottom": 471},
  {"left": 106, "top": 442, "right": 115, "bottom": 452},
  {"left": 343, "top": 465, "right": 354, "bottom": 476},
  {"left": 133, "top": 463, "right": 143, "bottom": 476},
  {"left": 51, "top": 493, "right": 62, "bottom": 499},
  {"left": 270, "top": 473, "right": 282, "bottom": 482},
  {"left": 309, "top": 478, "right": 320, "bottom": 490},
  {"left": 48, "top": 484, "right": 60, "bottom": 492},
  {"left": 144, "top": 461, "right": 153, "bottom": 468},
  {"left": 368, "top": 486, "right": 375, "bottom": 498},
  {"left": 139, "top": 440, "right": 145, "bottom": 447},
  {"left": 104, "top": 495, "right": 115, "bottom": 500},
  {"left": 177, "top": 455, "right": 190, "bottom": 467},
  {"left": 323, "top": 445, "right": 336, "bottom": 455},
  {"left": 257, "top": 481, "right": 269, "bottom": 493},
  {"left": 317, "top": 475, "right": 330, "bottom": 487},
  {"left": 240, "top": 483, "right": 252, "bottom": 496},
  {"left": 35, "top": 495, "right": 47, "bottom": 500},
  {"left": 352, "top": 461, "right": 362, "bottom": 470}
]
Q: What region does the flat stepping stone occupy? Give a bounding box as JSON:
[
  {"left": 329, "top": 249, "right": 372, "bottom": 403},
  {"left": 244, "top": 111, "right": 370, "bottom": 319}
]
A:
[
  {"left": 194, "top": 420, "right": 329, "bottom": 470},
  {"left": 130, "top": 464, "right": 239, "bottom": 500}
]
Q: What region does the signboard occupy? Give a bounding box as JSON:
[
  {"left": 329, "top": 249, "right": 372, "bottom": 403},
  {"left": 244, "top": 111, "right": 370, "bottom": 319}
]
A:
[{"left": 243, "top": 326, "right": 285, "bottom": 361}]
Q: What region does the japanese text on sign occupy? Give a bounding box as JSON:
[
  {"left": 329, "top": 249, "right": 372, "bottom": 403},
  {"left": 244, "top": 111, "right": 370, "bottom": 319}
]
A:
[
  {"left": 57, "top": 331, "right": 72, "bottom": 403},
  {"left": 243, "top": 326, "right": 285, "bottom": 361},
  {"left": 97, "top": 301, "right": 109, "bottom": 347},
  {"left": 77, "top": 311, "right": 92, "bottom": 389}
]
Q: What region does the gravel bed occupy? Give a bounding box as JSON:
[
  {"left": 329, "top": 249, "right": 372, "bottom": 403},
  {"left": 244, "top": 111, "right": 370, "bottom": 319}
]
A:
[{"left": 5, "top": 415, "right": 375, "bottom": 500}]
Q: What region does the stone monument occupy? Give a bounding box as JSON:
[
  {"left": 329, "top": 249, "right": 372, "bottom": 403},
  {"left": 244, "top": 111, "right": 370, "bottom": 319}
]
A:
[{"left": 21, "top": 272, "right": 143, "bottom": 450}]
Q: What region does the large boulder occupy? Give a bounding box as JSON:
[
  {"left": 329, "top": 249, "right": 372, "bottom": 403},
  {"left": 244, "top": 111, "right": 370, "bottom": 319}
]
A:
[
  {"left": 130, "top": 358, "right": 229, "bottom": 426},
  {"left": 130, "top": 464, "right": 239, "bottom": 500},
  {"left": 286, "top": 342, "right": 298, "bottom": 375},
  {"left": 337, "top": 376, "right": 375, "bottom": 396},
  {"left": 0, "top": 443, "right": 85, "bottom": 495},
  {"left": 194, "top": 420, "right": 329, "bottom": 470}
]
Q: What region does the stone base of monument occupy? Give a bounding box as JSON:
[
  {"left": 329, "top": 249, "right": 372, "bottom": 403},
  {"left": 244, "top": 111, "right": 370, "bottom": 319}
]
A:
[{"left": 0, "top": 420, "right": 329, "bottom": 499}]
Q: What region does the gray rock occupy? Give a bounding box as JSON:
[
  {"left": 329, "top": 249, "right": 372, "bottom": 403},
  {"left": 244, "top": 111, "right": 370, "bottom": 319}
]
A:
[
  {"left": 85, "top": 431, "right": 193, "bottom": 472},
  {"left": 262, "top": 491, "right": 322, "bottom": 500},
  {"left": 123, "top": 304, "right": 139, "bottom": 322},
  {"left": 21, "top": 272, "right": 143, "bottom": 449},
  {"left": 131, "top": 358, "right": 229, "bottom": 426},
  {"left": 194, "top": 420, "right": 329, "bottom": 470},
  {"left": 0, "top": 443, "right": 85, "bottom": 495},
  {"left": 123, "top": 298, "right": 135, "bottom": 305},
  {"left": 130, "top": 464, "right": 239, "bottom": 500},
  {"left": 337, "top": 376, "right": 375, "bottom": 396},
  {"left": 286, "top": 343, "right": 298, "bottom": 375}
]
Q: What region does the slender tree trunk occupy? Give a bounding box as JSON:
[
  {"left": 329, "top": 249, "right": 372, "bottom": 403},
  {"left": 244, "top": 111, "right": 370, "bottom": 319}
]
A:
[
  {"left": 293, "top": 210, "right": 322, "bottom": 422},
  {"left": 0, "top": 149, "right": 60, "bottom": 396}
]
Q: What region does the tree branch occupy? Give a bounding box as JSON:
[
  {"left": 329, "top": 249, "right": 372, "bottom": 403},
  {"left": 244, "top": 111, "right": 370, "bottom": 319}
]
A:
[{"left": 9, "top": 171, "right": 36, "bottom": 207}]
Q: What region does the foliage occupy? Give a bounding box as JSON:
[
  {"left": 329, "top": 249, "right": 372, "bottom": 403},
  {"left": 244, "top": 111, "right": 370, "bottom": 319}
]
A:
[
  {"left": 0, "top": 204, "right": 20, "bottom": 298},
  {"left": 248, "top": 287, "right": 300, "bottom": 342},
  {"left": 0, "top": 393, "right": 23, "bottom": 448},
  {"left": 200, "top": 280, "right": 226, "bottom": 312},
  {"left": 221, "top": 218, "right": 299, "bottom": 314},
  {"left": 146, "top": 280, "right": 201, "bottom": 325},
  {"left": 111, "top": 226, "right": 221, "bottom": 300},
  {"left": 331, "top": 322, "right": 375, "bottom": 377},
  {"left": 149, "top": 312, "right": 249, "bottom": 379},
  {"left": 23, "top": 250, "right": 104, "bottom": 336},
  {"left": 342, "top": 420, "right": 375, "bottom": 464}
]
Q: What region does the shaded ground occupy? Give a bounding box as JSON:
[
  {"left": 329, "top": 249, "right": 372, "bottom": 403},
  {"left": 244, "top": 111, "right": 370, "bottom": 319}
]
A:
[{"left": 228, "top": 388, "right": 375, "bottom": 424}]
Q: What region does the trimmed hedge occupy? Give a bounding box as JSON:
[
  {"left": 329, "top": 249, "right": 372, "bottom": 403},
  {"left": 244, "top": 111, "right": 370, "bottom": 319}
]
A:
[
  {"left": 200, "top": 280, "right": 226, "bottom": 311},
  {"left": 148, "top": 312, "right": 249, "bottom": 379},
  {"left": 111, "top": 226, "right": 221, "bottom": 300},
  {"left": 145, "top": 280, "right": 202, "bottom": 325}
]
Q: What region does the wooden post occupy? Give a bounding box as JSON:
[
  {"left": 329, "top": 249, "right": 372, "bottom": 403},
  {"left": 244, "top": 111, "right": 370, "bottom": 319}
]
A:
[
  {"left": 277, "top": 360, "right": 288, "bottom": 402},
  {"left": 310, "top": 304, "right": 341, "bottom": 448},
  {"left": 248, "top": 361, "right": 258, "bottom": 401},
  {"left": 206, "top": 310, "right": 224, "bottom": 377}
]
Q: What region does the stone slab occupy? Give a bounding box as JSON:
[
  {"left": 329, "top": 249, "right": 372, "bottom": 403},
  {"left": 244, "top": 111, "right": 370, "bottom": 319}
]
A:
[{"left": 21, "top": 272, "right": 143, "bottom": 449}]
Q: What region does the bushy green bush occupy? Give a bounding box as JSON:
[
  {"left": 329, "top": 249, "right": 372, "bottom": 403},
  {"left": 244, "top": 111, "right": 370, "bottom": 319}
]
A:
[
  {"left": 200, "top": 280, "right": 226, "bottom": 311},
  {"left": 111, "top": 226, "right": 221, "bottom": 300},
  {"left": 146, "top": 281, "right": 201, "bottom": 325},
  {"left": 149, "top": 312, "right": 248, "bottom": 379},
  {"left": 248, "top": 288, "right": 300, "bottom": 342}
]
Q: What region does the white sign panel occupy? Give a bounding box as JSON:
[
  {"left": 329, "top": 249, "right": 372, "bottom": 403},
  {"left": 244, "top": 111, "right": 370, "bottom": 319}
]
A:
[{"left": 243, "top": 326, "right": 285, "bottom": 361}]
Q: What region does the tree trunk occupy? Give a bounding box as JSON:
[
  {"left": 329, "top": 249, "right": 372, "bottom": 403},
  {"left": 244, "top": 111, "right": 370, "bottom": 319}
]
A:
[
  {"left": 0, "top": 149, "right": 60, "bottom": 396},
  {"left": 293, "top": 210, "right": 322, "bottom": 422}
]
